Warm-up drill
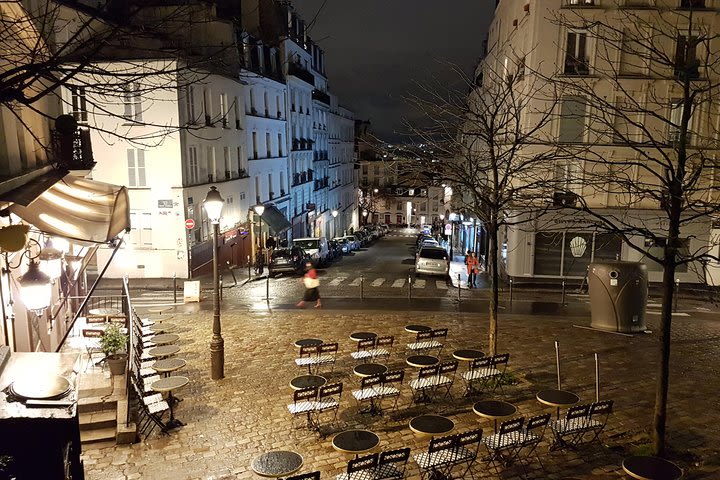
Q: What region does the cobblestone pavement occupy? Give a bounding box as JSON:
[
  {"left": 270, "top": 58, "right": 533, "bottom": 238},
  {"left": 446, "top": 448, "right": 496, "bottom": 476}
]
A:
[{"left": 82, "top": 305, "right": 720, "bottom": 479}]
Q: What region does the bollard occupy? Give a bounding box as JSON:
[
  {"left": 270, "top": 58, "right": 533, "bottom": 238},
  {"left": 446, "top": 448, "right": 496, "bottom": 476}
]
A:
[
  {"left": 247, "top": 255, "right": 251, "bottom": 279},
  {"left": 360, "top": 275, "right": 364, "bottom": 299},
  {"left": 173, "top": 273, "right": 177, "bottom": 303},
  {"left": 266, "top": 274, "right": 270, "bottom": 301},
  {"left": 408, "top": 275, "right": 412, "bottom": 300},
  {"left": 219, "top": 275, "right": 223, "bottom": 302},
  {"left": 458, "top": 273, "right": 461, "bottom": 302},
  {"left": 561, "top": 280, "right": 566, "bottom": 306},
  {"left": 674, "top": 278, "right": 680, "bottom": 312},
  {"left": 509, "top": 278, "right": 513, "bottom": 305},
  {"left": 226, "top": 260, "right": 237, "bottom": 286}
]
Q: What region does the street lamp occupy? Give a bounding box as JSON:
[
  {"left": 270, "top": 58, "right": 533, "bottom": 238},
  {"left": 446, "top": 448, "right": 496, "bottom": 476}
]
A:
[
  {"left": 253, "top": 203, "right": 265, "bottom": 262},
  {"left": 18, "top": 260, "right": 52, "bottom": 316},
  {"left": 331, "top": 210, "right": 338, "bottom": 238},
  {"left": 362, "top": 210, "right": 368, "bottom": 225},
  {"left": 203, "top": 186, "right": 224, "bottom": 380}
]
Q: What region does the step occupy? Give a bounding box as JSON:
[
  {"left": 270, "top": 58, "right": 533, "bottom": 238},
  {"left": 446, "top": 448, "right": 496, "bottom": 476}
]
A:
[
  {"left": 80, "top": 427, "right": 116, "bottom": 444},
  {"left": 79, "top": 410, "right": 116, "bottom": 431},
  {"left": 78, "top": 396, "right": 117, "bottom": 414}
]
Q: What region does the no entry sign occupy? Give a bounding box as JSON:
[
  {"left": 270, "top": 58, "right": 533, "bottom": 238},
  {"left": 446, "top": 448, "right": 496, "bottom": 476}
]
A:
[{"left": 185, "top": 218, "right": 195, "bottom": 229}]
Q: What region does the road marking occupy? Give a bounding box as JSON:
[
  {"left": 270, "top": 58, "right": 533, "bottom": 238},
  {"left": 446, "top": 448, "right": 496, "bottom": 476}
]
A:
[
  {"left": 329, "top": 277, "right": 346, "bottom": 286},
  {"left": 371, "top": 278, "right": 385, "bottom": 287},
  {"left": 391, "top": 279, "right": 405, "bottom": 288},
  {"left": 647, "top": 311, "right": 690, "bottom": 317},
  {"left": 647, "top": 303, "right": 662, "bottom": 307},
  {"left": 436, "top": 280, "right": 448, "bottom": 290},
  {"left": 414, "top": 279, "right": 426, "bottom": 288},
  {"left": 349, "top": 278, "right": 362, "bottom": 287}
]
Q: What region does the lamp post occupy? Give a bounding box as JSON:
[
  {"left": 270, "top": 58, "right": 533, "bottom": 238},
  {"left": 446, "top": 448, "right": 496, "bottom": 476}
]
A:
[
  {"left": 204, "top": 186, "right": 224, "bottom": 380},
  {"left": 253, "top": 203, "right": 265, "bottom": 263},
  {"left": 331, "top": 210, "right": 338, "bottom": 238}
]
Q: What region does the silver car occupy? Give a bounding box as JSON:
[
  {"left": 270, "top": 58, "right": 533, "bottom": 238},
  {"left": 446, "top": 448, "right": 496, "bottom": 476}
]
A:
[{"left": 415, "top": 246, "right": 450, "bottom": 277}]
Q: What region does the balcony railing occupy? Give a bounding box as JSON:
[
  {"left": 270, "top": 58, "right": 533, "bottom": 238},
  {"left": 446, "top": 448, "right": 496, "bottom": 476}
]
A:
[
  {"left": 51, "top": 128, "right": 95, "bottom": 171},
  {"left": 288, "top": 62, "right": 315, "bottom": 86},
  {"left": 312, "top": 89, "right": 330, "bottom": 105}
]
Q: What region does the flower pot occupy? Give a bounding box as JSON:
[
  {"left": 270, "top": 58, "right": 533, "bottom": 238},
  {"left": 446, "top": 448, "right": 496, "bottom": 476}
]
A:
[{"left": 106, "top": 354, "right": 127, "bottom": 375}]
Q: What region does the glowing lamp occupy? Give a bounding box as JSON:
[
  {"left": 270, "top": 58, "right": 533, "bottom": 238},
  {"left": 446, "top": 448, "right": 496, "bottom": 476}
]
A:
[
  {"left": 39, "top": 241, "right": 63, "bottom": 280},
  {"left": 253, "top": 203, "right": 265, "bottom": 217},
  {"left": 203, "top": 186, "right": 224, "bottom": 224},
  {"left": 331, "top": 210, "right": 338, "bottom": 218},
  {"left": 18, "top": 261, "right": 52, "bottom": 315}
]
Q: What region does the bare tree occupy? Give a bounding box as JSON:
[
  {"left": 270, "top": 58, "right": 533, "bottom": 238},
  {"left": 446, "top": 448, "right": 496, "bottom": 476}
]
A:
[
  {"left": 405, "top": 58, "right": 562, "bottom": 356},
  {"left": 548, "top": 4, "right": 720, "bottom": 457}
]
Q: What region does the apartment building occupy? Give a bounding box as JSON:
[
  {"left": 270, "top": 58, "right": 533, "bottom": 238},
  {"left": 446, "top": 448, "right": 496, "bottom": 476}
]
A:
[{"left": 481, "top": 0, "right": 719, "bottom": 283}]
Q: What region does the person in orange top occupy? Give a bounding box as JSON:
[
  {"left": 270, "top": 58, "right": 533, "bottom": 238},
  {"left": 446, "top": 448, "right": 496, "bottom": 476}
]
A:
[
  {"left": 297, "top": 262, "right": 322, "bottom": 308},
  {"left": 466, "top": 251, "right": 479, "bottom": 288}
]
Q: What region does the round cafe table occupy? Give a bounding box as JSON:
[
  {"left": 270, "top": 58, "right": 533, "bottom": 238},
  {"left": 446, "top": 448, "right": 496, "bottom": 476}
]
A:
[
  {"left": 405, "top": 324, "right": 431, "bottom": 334},
  {"left": 251, "top": 450, "right": 303, "bottom": 479},
  {"left": 89, "top": 307, "right": 121, "bottom": 317},
  {"left": 473, "top": 400, "right": 517, "bottom": 433},
  {"left": 151, "top": 358, "right": 186, "bottom": 377},
  {"left": 406, "top": 355, "right": 439, "bottom": 368},
  {"left": 149, "top": 333, "right": 180, "bottom": 346},
  {"left": 536, "top": 389, "right": 579, "bottom": 419},
  {"left": 294, "top": 338, "right": 323, "bottom": 348},
  {"left": 148, "top": 323, "right": 177, "bottom": 334},
  {"left": 453, "top": 349, "right": 485, "bottom": 369},
  {"left": 409, "top": 414, "right": 454, "bottom": 437},
  {"left": 147, "top": 307, "right": 171, "bottom": 315},
  {"left": 332, "top": 430, "right": 380, "bottom": 456},
  {"left": 290, "top": 374, "right": 326, "bottom": 390},
  {"left": 151, "top": 376, "right": 189, "bottom": 428},
  {"left": 353, "top": 363, "right": 387, "bottom": 378},
  {"left": 148, "top": 345, "right": 180, "bottom": 359},
  {"left": 622, "top": 456, "right": 683, "bottom": 480},
  {"left": 349, "top": 332, "right": 377, "bottom": 342}
]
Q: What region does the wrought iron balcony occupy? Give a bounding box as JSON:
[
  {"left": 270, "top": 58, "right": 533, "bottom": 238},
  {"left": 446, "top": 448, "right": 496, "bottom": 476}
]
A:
[{"left": 51, "top": 128, "right": 95, "bottom": 171}]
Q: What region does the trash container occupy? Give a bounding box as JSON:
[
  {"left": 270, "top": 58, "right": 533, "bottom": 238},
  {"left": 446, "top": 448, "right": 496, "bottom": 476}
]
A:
[{"left": 588, "top": 261, "right": 647, "bottom": 333}]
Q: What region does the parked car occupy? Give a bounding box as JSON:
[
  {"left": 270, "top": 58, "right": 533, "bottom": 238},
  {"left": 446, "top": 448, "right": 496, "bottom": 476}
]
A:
[
  {"left": 415, "top": 246, "right": 450, "bottom": 277},
  {"left": 421, "top": 238, "right": 440, "bottom": 249},
  {"left": 328, "top": 239, "right": 343, "bottom": 260},
  {"left": 333, "top": 237, "right": 351, "bottom": 254},
  {"left": 268, "top": 247, "right": 310, "bottom": 276},
  {"left": 416, "top": 234, "right": 433, "bottom": 248},
  {"left": 293, "top": 237, "right": 331, "bottom": 267},
  {"left": 354, "top": 231, "right": 368, "bottom": 246}
]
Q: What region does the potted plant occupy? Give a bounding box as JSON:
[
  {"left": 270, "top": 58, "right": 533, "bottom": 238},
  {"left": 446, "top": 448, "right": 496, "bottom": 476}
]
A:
[{"left": 100, "top": 324, "right": 128, "bottom": 375}]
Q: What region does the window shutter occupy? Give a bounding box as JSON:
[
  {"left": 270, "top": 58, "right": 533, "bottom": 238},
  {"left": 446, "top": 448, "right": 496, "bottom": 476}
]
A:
[
  {"left": 127, "top": 149, "right": 136, "bottom": 186},
  {"left": 137, "top": 149, "right": 146, "bottom": 186},
  {"left": 559, "top": 96, "right": 587, "bottom": 143}
]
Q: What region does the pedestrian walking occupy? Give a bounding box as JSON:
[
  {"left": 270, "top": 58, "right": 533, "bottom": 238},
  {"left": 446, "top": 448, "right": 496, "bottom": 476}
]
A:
[
  {"left": 254, "top": 247, "right": 265, "bottom": 276},
  {"left": 466, "top": 251, "right": 479, "bottom": 288},
  {"left": 297, "top": 262, "right": 322, "bottom": 308}
]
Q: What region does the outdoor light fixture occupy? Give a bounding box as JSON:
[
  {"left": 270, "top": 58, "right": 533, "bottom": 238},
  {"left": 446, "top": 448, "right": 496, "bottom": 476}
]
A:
[
  {"left": 203, "top": 186, "right": 224, "bottom": 224},
  {"left": 440, "top": 214, "right": 445, "bottom": 221},
  {"left": 332, "top": 210, "right": 338, "bottom": 218},
  {"left": 362, "top": 210, "right": 368, "bottom": 217},
  {"left": 373, "top": 188, "right": 378, "bottom": 193},
  {"left": 51, "top": 236, "right": 70, "bottom": 254},
  {"left": 39, "top": 239, "right": 63, "bottom": 280},
  {"left": 204, "top": 186, "right": 225, "bottom": 380},
  {"left": 18, "top": 260, "right": 52, "bottom": 316},
  {"left": 253, "top": 203, "right": 266, "bottom": 217}
]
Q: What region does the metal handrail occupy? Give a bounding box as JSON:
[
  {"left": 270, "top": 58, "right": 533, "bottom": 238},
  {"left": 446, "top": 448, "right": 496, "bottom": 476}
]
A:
[{"left": 121, "top": 276, "right": 133, "bottom": 427}]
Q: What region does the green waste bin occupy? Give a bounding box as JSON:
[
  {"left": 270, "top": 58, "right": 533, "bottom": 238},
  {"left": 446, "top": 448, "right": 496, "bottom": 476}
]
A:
[{"left": 588, "top": 261, "right": 648, "bottom": 333}]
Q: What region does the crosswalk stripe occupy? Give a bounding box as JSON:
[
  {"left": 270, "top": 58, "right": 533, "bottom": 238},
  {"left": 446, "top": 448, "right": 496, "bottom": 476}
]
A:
[
  {"left": 436, "top": 280, "right": 448, "bottom": 290},
  {"left": 329, "top": 277, "right": 346, "bottom": 286},
  {"left": 414, "top": 279, "right": 426, "bottom": 288},
  {"left": 371, "top": 278, "right": 385, "bottom": 287},
  {"left": 391, "top": 279, "right": 405, "bottom": 288},
  {"left": 349, "top": 278, "right": 362, "bottom": 287}
]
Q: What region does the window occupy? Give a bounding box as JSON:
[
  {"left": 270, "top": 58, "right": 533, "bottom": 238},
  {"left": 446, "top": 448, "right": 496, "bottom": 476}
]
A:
[
  {"left": 252, "top": 132, "right": 258, "bottom": 159},
  {"left": 186, "top": 86, "right": 196, "bottom": 124},
  {"left": 612, "top": 96, "right": 631, "bottom": 144},
  {"left": 127, "top": 149, "right": 146, "bottom": 187},
  {"left": 278, "top": 133, "right": 284, "bottom": 156},
  {"left": 568, "top": 0, "right": 595, "bottom": 4},
  {"left": 669, "top": 100, "right": 694, "bottom": 144},
  {"left": 559, "top": 96, "right": 587, "bottom": 143},
  {"left": 268, "top": 173, "right": 273, "bottom": 199},
  {"left": 564, "top": 31, "right": 589, "bottom": 75},
  {"left": 207, "top": 146, "right": 216, "bottom": 182},
  {"left": 517, "top": 56, "right": 526, "bottom": 79},
  {"left": 220, "top": 93, "right": 228, "bottom": 128},
  {"left": 129, "top": 212, "right": 153, "bottom": 246},
  {"left": 266, "top": 132, "right": 271, "bottom": 157},
  {"left": 188, "top": 146, "right": 199, "bottom": 184},
  {"left": 280, "top": 172, "right": 286, "bottom": 195},
  {"left": 223, "top": 147, "right": 230, "bottom": 179},
  {"left": 234, "top": 96, "right": 241, "bottom": 129},
  {"left": 203, "top": 88, "right": 212, "bottom": 125},
  {"left": 362, "top": 165, "right": 368, "bottom": 175},
  {"left": 674, "top": 34, "right": 700, "bottom": 79},
  {"left": 69, "top": 86, "right": 87, "bottom": 123},
  {"left": 237, "top": 146, "right": 246, "bottom": 174},
  {"left": 680, "top": 0, "right": 705, "bottom": 7},
  {"left": 276, "top": 95, "right": 282, "bottom": 117},
  {"left": 264, "top": 91, "right": 269, "bottom": 116},
  {"left": 619, "top": 30, "right": 646, "bottom": 76},
  {"left": 123, "top": 84, "right": 142, "bottom": 122},
  {"left": 255, "top": 176, "right": 261, "bottom": 203}
]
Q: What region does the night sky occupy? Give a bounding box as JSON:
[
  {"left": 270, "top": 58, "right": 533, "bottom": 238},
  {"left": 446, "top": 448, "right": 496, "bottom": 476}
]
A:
[{"left": 293, "top": 1, "right": 495, "bottom": 143}]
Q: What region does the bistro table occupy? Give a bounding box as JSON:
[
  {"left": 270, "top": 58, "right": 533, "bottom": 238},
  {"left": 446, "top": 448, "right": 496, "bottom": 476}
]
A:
[
  {"left": 294, "top": 338, "right": 323, "bottom": 348},
  {"left": 88, "top": 307, "right": 121, "bottom": 321},
  {"left": 405, "top": 324, "right": 431, "bottom": 334},
  {"left": 536, "top": 389, "right": 580, "bottom": 419},
  {"left": 473, "top": 400, "right": 517, "bottom": 433},
  {"left": 453, "top": 349, "right": 485, "bottom": 369},
  {"left": 147, "top": 345, "right": 180, "bottom": 359},
  {"left": 622, "top": 456, "right": 683, "bottom": 480},
  {"left": 349, "top": 332, "right": 377, "bottom": 342},
  {"left": 409, "top": 414, "right": 455, "bottom": 438},
  {"left": 332, "top": 430, "right": 380, "bottom": 457},
  {"left": 149, "top": 333, "right": 180, "bottom": 346},
  {"left": 353, "top": 363, "right": 387, "bottom": 378},
  {"left": 251, "top": 450, "right": 303, "bottom": 479},
  {"left": 151, "top": 376, "right": 189, "bottom": 428},
  {"left": 148, "top": 322, "right": 176, "bottom": 334},
  {"left": 406, "top": 355, "right": 439, "bottom": 368},
  {"left": 151, "top": 358, "right": 186, "bottom": 377},
  {"left": 147, "top": 307, "right": 171, "bottom": 315},
  {"left": 290, "top": 374, "right": 326, "bottom": 390}
]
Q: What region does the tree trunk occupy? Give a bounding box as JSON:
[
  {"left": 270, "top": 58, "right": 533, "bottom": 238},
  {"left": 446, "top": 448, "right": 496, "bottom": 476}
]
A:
[
  {"left": 487, "top": 221, "right": 499, "bottom": 356},
  {"left": 653, "top": 259, "right": 675, "bottom": 457}
]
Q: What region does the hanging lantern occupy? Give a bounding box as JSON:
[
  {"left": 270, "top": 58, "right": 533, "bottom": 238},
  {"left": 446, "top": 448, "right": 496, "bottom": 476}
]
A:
[
  {"left": 51, "top": 236, "right": 70, "bottom": 254},
  {"left": 18, "top": 260, "right": 52, "bottom": 315},
  {"left": 39, "top": 240, "right": 63, "bottom": 280}
]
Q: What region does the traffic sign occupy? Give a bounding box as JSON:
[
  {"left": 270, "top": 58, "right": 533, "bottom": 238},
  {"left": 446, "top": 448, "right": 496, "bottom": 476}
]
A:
[
  {"left": 185, "top": 218, "right": 195, "bottom": 229},
  {"left": 444, "top": 223, "right": 452, "bottom": 235}
]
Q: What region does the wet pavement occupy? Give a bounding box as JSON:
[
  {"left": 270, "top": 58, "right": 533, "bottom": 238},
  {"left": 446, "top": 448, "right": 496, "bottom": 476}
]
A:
[{"left": 81, "top": 297, "right": 720, "bottom": 479}]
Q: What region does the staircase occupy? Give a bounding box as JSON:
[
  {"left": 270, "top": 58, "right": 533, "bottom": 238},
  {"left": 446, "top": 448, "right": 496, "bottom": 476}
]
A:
[
  {"left": 77, "top": 373, "right": 136, "bottom": 447},
  {"left": 79, "top": 396, "right": 117, "bottom": 446}
]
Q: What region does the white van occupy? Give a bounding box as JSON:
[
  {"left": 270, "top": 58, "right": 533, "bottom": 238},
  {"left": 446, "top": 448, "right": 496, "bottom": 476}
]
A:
[{"left": 293, "top": 237, "right": 331, "bottom": 267}]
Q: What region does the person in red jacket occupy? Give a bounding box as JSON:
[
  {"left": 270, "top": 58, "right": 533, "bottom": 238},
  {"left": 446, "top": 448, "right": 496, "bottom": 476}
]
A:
[
  {"left": 297, "top": 262, "right": 322, "bottom": 308},
  {"left": 466, "top": 251, "right": 479, "bottom": 288}
]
